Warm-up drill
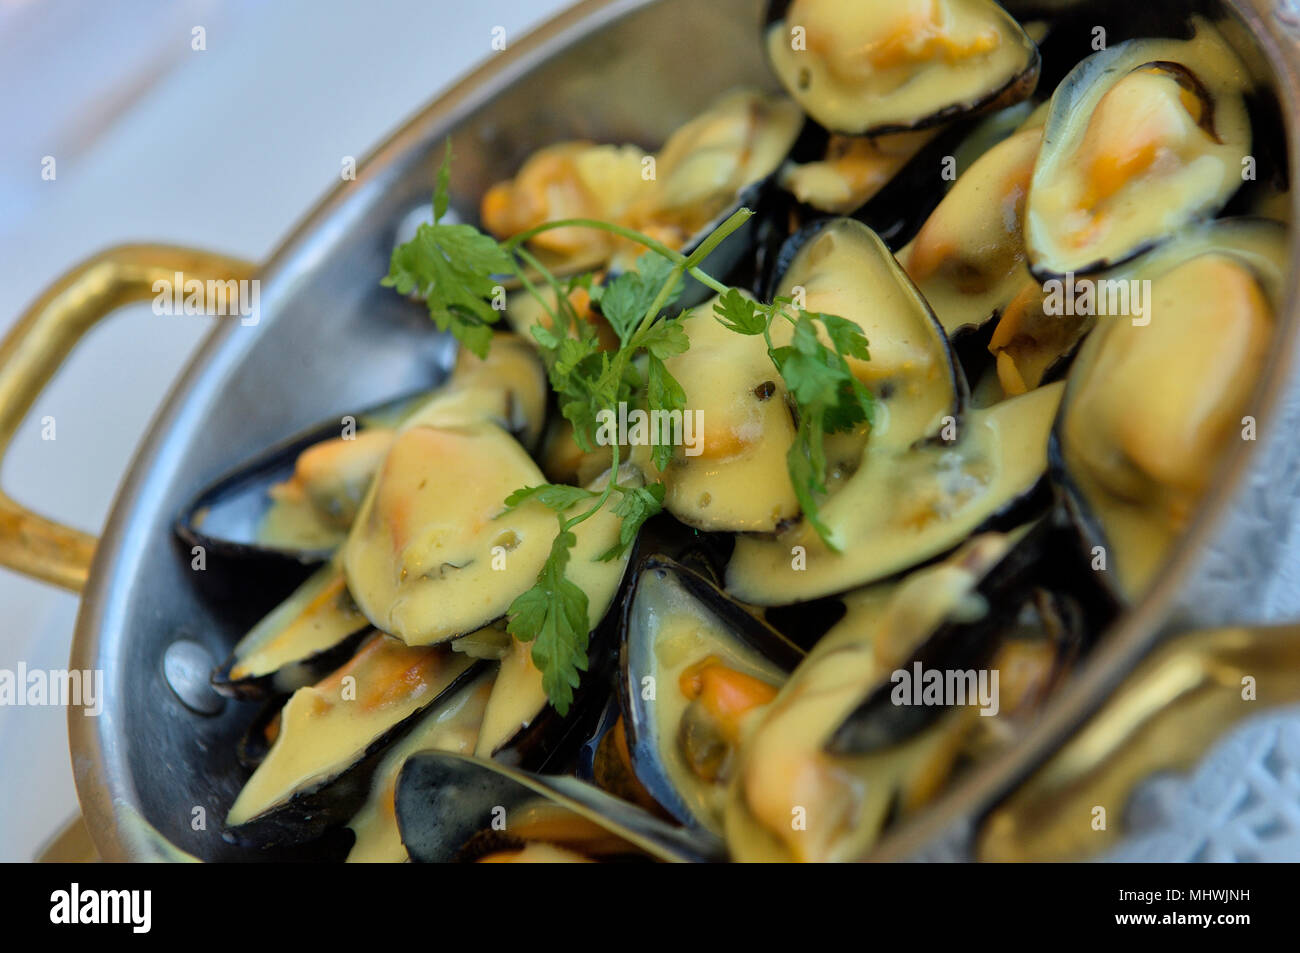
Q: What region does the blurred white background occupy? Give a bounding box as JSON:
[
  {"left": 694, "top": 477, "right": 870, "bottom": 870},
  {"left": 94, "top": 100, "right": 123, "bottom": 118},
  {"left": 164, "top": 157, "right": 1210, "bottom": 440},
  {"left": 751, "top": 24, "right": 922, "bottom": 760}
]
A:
[{"left": 0, "top": 0, "right": 569, "bottom": 862}]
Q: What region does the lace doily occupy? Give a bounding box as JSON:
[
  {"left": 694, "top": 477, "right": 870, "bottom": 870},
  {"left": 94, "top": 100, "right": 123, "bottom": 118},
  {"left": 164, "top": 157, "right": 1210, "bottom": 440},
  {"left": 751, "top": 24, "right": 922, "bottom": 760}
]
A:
[{"left": 1102, "top": 706, "right": 1300, "bottom": 862}]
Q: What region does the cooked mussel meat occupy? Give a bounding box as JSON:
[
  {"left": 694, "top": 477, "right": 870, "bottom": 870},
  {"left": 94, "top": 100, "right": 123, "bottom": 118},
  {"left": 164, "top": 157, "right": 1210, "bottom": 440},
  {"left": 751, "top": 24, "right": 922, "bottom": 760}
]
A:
[
  {"left": 620, "top": 556, "right": 804, "bottom": 833},
  {"left": 224, "top": 633, "right": 481, "bottom": 845},
  {"left": 1053, "top": 218, "right": 1287, "bottom": 600},
  {"left": 765, "top": 0, "right": 1039, "bottom": 136},
  {"left": 1025, "top": 17, "right": 1253, "bottom": 277},
  {"left": 211, "top": 561, "right": 371, "bottom": 699}
]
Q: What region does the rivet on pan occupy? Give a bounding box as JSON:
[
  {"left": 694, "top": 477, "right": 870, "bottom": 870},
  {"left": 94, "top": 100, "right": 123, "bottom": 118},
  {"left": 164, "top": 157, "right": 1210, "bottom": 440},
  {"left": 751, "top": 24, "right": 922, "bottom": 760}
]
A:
[{"left": 163, "top": 640, "right": 225, "bottom": 716}]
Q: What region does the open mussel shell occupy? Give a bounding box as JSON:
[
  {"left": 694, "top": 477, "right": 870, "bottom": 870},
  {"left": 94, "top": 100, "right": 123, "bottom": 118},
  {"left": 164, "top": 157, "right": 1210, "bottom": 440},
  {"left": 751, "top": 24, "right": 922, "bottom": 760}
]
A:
[
  {"left": 223, "top": 635, "right": 485, "bottom": 847},
  {"left": 723, "top": 520, "right": 1107, "bottom": 862},
  {"left": 472, "top": 538, "right": 637, "bottom": 772},
  {"left": 1025, "top": 17, "right": 1253, "bottom": 278},
  {"left": 210, "top": 562, "right": 372, "bottom": 699},
  {"left": 826, "top": 517, "right": 1076, "bottom": 753},
  {"left": 177, "top": 333, "right": 550, "bottom": 569},
  {"left": 343, "top": 448, "right": 632, "bottom": 647},
  {"left": 395, "top": 751, "right": 724, "bottom": 863},
  {"left": 770, "top": 217, "right": 966, "bottom": 437},
  {"left": 657, "top": 293, "right": 805, "bottom": 533},
  {"left": 724, "top": 218, "right": 1073, "bottom": 606},
  {"left": 344, "top": 668, "right": 497, "bottom": 862},
  {"left": 176, "top": 389, "right": 428, "bottom": 568},
  {"left": 726, "top": 373, "right": 1064, "bottom": 606},
  {"left": 1049, "top": 217, "right": 1289, "bottom": 602},
  {"left": 619, "top": 556, "right": 804, "bottom": 834},
  {"left": 492, "top": 89, "right": 806, "bottom": 309},
  {"left": 764, "top": 0, "right": 1040, "bottom": 137},
  {"left": 900, "top": 126, "right": 1044, "bottom": 338}
]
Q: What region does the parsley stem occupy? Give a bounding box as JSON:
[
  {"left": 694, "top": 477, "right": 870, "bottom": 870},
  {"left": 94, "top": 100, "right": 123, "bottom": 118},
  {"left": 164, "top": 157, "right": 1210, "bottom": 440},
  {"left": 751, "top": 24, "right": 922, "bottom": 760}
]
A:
[
  {"left": 501, "top": 217, "right": 732, "bottom": 296},
  {"left": 515, "top": 245, "right": 581, "bottom": 334},
  {"left": 682, "top": 208, "right": 753, "bottom": 269},
  {"left": 563, "top": 439, "right": 621, "bottom": 532},
  {"left": 512, "top": 250, "right": 563, "bottom": 333}
]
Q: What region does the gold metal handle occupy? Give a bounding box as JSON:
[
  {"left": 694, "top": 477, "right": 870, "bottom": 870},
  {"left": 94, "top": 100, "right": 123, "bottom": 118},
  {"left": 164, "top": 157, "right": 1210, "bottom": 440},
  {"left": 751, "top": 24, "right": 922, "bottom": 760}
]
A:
[
  {"left": 978, "top": 624, "right": 1300, "bottom": 861},
  {"left": 0, "top": 245, "right": 256, "bottom": 591}
]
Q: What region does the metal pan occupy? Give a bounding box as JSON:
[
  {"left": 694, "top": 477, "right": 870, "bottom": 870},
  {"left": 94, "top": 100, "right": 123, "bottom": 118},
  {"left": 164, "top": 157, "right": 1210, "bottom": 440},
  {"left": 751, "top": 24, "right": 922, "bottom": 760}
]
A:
[{"left": 0, "top": 0, "right": 1296, "bottom": 860}]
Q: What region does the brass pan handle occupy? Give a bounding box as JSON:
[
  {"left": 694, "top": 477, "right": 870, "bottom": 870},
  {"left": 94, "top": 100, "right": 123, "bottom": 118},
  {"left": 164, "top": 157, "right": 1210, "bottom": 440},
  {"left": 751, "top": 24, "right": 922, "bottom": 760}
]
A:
[
  {"left": 0, "top": 245, "right": 256, "bottom": 591},
  {"left": 978, "top": 624, "right": 1300, "bottom": 861}
]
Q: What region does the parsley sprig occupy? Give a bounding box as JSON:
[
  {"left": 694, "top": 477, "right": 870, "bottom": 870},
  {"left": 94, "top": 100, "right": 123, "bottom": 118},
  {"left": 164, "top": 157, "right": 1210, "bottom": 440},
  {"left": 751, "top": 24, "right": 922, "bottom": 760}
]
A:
[{"left": 384, "top": 142, "right": 873, "bottom": 713}]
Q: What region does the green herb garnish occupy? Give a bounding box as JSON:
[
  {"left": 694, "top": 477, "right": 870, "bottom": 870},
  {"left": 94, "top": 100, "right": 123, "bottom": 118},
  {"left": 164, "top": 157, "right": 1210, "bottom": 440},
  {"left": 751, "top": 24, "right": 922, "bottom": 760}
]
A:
[{"left": 385, "top": 141, "right": 874, "bottom": 713}]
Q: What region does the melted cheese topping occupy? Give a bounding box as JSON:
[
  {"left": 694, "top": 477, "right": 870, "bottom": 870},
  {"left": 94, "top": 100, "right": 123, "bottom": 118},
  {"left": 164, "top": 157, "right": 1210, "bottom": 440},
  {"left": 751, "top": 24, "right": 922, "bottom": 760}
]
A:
[{"left": 767, "top": 0, "right": 1034, "bottom": 134}]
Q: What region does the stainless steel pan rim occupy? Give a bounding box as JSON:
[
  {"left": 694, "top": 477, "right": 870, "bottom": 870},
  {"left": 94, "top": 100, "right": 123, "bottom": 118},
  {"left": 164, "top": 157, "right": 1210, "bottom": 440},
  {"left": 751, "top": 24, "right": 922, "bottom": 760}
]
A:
[{"left": 58, "top": 0, "right": 1300, "bottom": 861}]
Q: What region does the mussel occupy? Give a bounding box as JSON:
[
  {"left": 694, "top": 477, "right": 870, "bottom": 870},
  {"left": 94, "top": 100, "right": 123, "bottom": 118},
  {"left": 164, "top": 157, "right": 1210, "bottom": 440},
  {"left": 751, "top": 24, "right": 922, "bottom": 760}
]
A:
[
  {"left": 655, "top": 292, "right": 799, "bottom": 533},
  {"left": 177, "top": 333, "right": 548, "bottom": 565},
  {"left": 724, "top": 217, "right": 1063, "bottom": 604},
  {"left": 343, "top": 440, "right": 635, "bottom": 645},
  {"left": 394, "top": 751, "right": 724, "bottom": 862},
  {"left": 764, "top": 0, "right": 1040, "bottom": 137},
  {"left": 770, "top": 218, "right": 964, "bottom": 447},
  {"left": 724, "top": 524, "right": 1071, "bottom": 861},
  {"left": 210, "top": 561, "right": 372, "bottom": 699},
  {"left": 224, "top": 633, "right": 483, "bottom": 845},
  {"left": 1052, "top": 217, "right": 1288, "bottom": 600},
  {"left": 727, "top": 380, "right": 1062, "bottom": 605},
  {"left": 345, "top": 668, "right": 496, "bottom": 862},
  {"left": 482, "top": 88, "right": 803, "bottom": 291},
  {"left": 1025, "top": 17, "right": 1253, "bottom": 277},
  {"left": 618, "top": 556, "right": 804, "bottom": 834},
  {"left": 901, "top": 126, "right": 1044, "bottom": 337}
]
